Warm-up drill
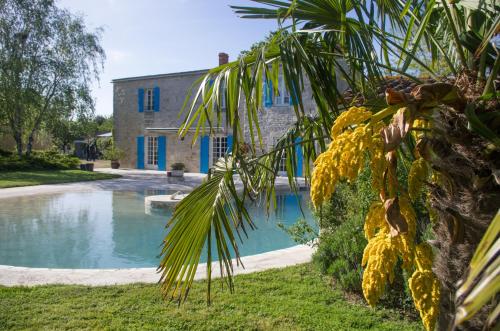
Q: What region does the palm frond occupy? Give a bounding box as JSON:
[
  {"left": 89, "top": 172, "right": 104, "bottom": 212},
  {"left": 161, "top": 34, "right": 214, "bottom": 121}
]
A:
[
  {"left": 158, "top": 157, "right": 253, "bottom": 303},
  {"left": 454, "top": 212, "right": 500, "bottom": 328}
]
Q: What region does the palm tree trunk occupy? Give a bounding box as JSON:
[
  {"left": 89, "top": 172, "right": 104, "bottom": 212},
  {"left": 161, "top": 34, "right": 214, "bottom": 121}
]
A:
[{"left": 422, "top": 108, "right": 500, "bottom": 330}]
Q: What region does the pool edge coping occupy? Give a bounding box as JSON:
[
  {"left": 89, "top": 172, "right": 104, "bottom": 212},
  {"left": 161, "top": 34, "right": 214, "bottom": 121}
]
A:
[{"left": 0, "top": 244, "right": 315, "bottom": 287}]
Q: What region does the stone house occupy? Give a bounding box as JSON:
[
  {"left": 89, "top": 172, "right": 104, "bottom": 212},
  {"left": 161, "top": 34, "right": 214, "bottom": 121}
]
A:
[{"left": 113, "top": 53, "right": 343, "bottom": 174}]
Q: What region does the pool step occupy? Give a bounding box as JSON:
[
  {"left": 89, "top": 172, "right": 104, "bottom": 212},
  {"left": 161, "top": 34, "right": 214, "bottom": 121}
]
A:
[{"left": 144, "top": 192, "right": 188, "bottom": 214}]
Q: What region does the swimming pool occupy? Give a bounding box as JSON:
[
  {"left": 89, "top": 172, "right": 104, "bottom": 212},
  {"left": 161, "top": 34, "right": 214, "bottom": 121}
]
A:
[{"left": 0, "top": 190, "right": 315, "bottom": 269}]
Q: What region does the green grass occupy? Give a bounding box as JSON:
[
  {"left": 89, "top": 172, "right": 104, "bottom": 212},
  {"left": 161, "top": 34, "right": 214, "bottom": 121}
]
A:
[
  {"left": 0, "top": 264, "right": 422, "bottom": 330},
  {"left": 0, "top": 170, "right": 121, "bottom": 188}
]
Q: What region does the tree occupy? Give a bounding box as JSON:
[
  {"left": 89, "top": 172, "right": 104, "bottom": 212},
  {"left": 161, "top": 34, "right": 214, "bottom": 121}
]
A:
[
  {"left": 158, "top": 1, "right": 499, "bottom": 330},
  {"left": 0, "top": 0, "right": 104, "bottom": 156},
  {"left": 48, "top": 117, "right": 80, "bottom": 153},
  {"left": 95, "top": 115, "right": 113, "bottom": 133}
]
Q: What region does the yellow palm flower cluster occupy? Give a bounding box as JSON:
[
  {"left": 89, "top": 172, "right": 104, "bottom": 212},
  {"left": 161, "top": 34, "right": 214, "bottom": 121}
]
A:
[
  {"left": 362, "top": 195, "right": 418, "bottom": 306},
  {"left": 392, "top": 196, "right": 417, "bottom": 270},
  {"left": 408, "top": 158, "right": 430, "bottom": 201},
  {"left": 409, "top": 243, "right": 440, "bottom": 331},
  {"left": 330, "top": 106, "right": 372, "bottom": 138},
  {"left": 310, "top": 150, "right": 338, "bottom": 209},
  {"left": 368, "top": 134, "right": 386, "bottom": 193},
  {"left": 363, "top": 202, "right": 388, "bottom": 239},
  {"left": 311, "top": 107, "right": 375, "bottom": 208},
  {"left": 311, "top": 105, "right": 440, "bottom": 331},
  {"left": 361, "top": 233, "right": 398, "bottom": 306}
]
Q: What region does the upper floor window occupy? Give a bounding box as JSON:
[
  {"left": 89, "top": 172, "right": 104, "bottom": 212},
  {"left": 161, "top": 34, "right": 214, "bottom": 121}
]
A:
[
  {"left": 221, "top": 84, "right": 227, "bottom": 110},
  {"left": 145, "top": 88, "right": 154, "bottom": 111},
  {"left": 274, "top": 75, "right": 290, "bottom": 106}
]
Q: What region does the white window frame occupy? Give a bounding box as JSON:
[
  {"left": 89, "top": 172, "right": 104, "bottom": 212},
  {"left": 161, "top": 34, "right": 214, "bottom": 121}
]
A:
[
  {"left": 146, "top": 136, "right": 158, "bottom": 169},
  {"left": 274, "top": 74, "right": 290, "bottom": 106},
  {"left": 145, "top": 88, "right": 154, "bottom": 111},
  {"left": 273, "top": 136, "right": 287, "bottom": 176},
  {"left": 210, "top": 136, "right": 227, "bottom": 166}
]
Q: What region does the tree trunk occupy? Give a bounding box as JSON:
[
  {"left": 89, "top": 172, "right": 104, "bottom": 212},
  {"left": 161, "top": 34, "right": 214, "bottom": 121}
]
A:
[
  {"left": 423, "top": 108, "right": 500, "bottom": 330},
  {"left": 14, "top": 131, "right": 23, "bottom": 157},
  {"left": 26, "top": 132, "right": 34, "bottom": 156}
]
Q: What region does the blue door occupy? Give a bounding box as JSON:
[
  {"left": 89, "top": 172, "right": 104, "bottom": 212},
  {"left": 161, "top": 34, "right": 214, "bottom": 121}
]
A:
[
  {"left": 157, "top": 136, "right": 167, "bottom": 171},
  {"left": 200, "top": 135, "right": 210, "bottom": 173}
]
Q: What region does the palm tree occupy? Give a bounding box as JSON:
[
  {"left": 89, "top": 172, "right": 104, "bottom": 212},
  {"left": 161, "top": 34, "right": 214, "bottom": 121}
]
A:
[{"left": 158, "top": 1, "right": 499, "bottom": 329}]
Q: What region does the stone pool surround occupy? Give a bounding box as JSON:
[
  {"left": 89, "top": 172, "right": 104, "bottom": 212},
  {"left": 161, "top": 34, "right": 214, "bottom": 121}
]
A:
[{"left": 0, "top": 169, "right": 313, "bottom": 286}]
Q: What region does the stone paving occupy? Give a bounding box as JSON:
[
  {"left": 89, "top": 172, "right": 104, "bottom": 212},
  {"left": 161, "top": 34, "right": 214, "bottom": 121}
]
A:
[
  {"left": 0, "top": 169, "right": 313, "bottom": 286},
  {"left": 0, "top": 244, "right": 314, "bottom": 286}
]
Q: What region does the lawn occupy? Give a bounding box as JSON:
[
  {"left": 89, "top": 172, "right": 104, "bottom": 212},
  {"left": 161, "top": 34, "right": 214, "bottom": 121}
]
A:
[
  {"left": 0, "top": 170, "right": 120, "bottom": 188},
  {"left": 0, "top": 264, "right": 422, "bottom": 330}
]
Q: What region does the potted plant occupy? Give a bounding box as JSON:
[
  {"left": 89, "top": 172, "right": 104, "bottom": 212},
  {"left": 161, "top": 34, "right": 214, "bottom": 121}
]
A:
[
  {"left": 170, "top": 162, "right": 185, "bottom": 177},
  {"left": 103, "top": 146, "right": 125, "bottom": 169}
]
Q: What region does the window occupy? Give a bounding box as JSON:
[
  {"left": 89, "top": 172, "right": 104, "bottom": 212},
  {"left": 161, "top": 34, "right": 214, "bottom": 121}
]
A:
[
  {"left": 274, "top": 75, "right": 290, "bottom": 106},
  {"left": 212, "top": 136, "right": 227, "bottom": 165},
  {"left": 274, "top": 137, "right": 287, "bottom": 174},
  {"left": 147, "top": 136, "right": 158, "bottom": 166},
  {"left": 220, "top": 84, "right": 227, "bottom": 110},
  {"left": 145, "top": 88, "right": 154, "bottom": 111},
  {"left": 278, "top": 152, "right": 287, "bottom": 172}
]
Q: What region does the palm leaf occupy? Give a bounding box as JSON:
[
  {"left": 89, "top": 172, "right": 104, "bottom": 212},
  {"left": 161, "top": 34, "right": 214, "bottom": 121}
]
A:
[
  {"left": 454, "top": 212, "right": 500, "bottom": 328},
  {"left": 158, "top": 157, "right": 254, "bottom": 303}
]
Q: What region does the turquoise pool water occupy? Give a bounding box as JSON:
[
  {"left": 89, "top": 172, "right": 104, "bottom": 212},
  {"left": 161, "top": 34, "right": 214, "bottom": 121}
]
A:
[{"left": 0, "top": 190, "right": 315, "bottom": 268}]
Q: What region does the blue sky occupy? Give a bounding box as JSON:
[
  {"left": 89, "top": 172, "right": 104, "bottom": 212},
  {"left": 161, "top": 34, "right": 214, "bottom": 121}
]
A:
[{"left": 58, "top": 0, "right": 277, "bottom": 116}]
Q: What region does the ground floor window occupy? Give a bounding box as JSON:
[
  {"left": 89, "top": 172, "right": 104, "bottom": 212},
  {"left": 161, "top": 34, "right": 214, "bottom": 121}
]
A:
[
  {"left": 212, "top": 136, "right": 227, "bottom": 165},
  {"left": 278, "top": 152, "right": 287, "bottom": 173},
  {"left": 273, "top": 137, "right": 287, "bottom": 174},
  {"left": 147, "top": 136, "right": 158, "bottom": 166}
]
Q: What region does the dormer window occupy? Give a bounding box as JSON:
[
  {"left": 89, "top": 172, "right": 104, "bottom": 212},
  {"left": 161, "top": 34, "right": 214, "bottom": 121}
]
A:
[{"left": 145, "top": 88, "right": 154, "bottom": 111}]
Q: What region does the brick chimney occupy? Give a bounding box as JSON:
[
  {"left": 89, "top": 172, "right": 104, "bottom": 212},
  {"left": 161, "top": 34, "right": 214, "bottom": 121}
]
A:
[{"left": 218, "top": 52, "right": 229, "bottom": 65}]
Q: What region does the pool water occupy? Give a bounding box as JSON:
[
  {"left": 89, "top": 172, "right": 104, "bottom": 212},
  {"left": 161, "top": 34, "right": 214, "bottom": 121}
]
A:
[{"left": 0, "top": 190, "right": 315, "bottom": 268}]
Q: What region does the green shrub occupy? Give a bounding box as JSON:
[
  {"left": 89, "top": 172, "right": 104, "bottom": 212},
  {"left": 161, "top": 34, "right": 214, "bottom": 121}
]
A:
[
  {"left": 103, "top": 146, "right": 125, "bottom": 161},
  {"left": 0, "top": 150, "right": 80, "bottom": 171},
  {"left": 313, "top": 214, "right": 366, "bottom": 292},
  {"left": 0, "top": 149, "right": 12, "bottom": 157},
  {"left": 171, "top": 162, "right": 186, "bottom": 171}
]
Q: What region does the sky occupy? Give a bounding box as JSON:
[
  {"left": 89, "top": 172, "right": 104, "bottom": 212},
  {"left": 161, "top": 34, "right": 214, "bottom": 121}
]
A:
[{"left": 57, "top": 0, "right": 278, "bottom": 116}]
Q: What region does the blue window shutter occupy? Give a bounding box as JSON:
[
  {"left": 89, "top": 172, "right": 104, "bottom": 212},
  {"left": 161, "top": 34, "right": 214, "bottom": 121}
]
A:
[
  {"left": 200, "top": 135, "right": 210, "bottom": 174},
  {"left": 138, "top": 89, "right": 144, "bottom": 113},
  {"left": 264, "top": 79, "right": 273, "bottom": 107},
  {"left": 157, "top": 135, "right": 166, "bottom": 171},
  {"left": 226, "top": 135, "right": 233, "bottom": 154},
  {"left": 295, "top": 137, "right": 303, "bottom": 177},
  {"left": 153, "top": 87, "right": 160, "bottom": 112},
  {"left": 136, "top": 136, "right": 144, "bottom": 169}
]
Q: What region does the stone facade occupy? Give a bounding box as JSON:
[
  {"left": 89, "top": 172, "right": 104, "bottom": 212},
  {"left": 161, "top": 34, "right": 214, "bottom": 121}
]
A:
[
  {"left": 113, "top": 69, "right": 212, "bottom": 171},
  {"left": 113, "top": 62, "right": 347, "bottom": 173}
]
